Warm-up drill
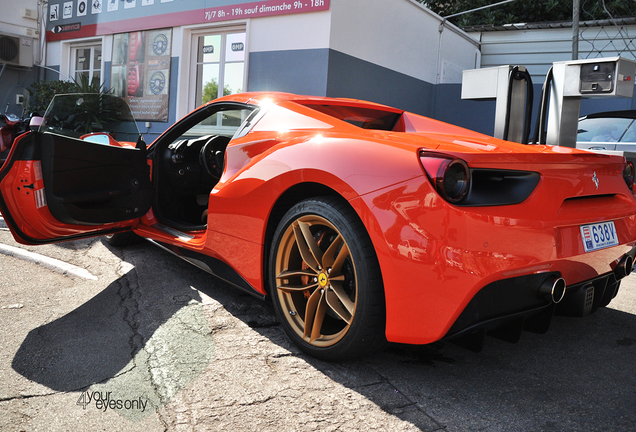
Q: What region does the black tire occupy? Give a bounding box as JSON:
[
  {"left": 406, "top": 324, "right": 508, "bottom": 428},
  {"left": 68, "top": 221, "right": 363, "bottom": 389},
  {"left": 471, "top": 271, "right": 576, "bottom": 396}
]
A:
[
  {"left": 104, "top": 231, "right": 142, "bottom": 247},
  {"left": 269, "top": 196, "right": 386, "bottom": 361}
]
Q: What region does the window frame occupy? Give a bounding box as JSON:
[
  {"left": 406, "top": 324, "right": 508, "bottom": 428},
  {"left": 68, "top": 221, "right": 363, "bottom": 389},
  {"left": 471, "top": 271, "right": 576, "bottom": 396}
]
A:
[
  {"left": 186, "top": 25, "right": 248, "bottom": 113},
  {"left": 69, "top": 41, "right": 104, "bottom": 85}
]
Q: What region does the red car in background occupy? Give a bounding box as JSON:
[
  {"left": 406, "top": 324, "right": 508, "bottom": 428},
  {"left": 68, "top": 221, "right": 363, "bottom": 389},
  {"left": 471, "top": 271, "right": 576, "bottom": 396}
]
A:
[{"left": 0, "top": 92, "right": 635, "bottom": 360}]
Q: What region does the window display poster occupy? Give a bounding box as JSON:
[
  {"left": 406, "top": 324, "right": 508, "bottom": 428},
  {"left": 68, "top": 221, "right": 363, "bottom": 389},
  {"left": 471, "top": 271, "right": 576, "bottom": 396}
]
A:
[{"left": 110, "top": 28, "right": 172, "bottom": 121}]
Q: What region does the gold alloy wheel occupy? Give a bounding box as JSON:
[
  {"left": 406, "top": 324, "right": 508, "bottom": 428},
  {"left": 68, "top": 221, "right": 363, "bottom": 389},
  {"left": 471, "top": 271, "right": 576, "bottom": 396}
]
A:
[{"left": 275, "top": 215, "right": 357, "bottom": 347}]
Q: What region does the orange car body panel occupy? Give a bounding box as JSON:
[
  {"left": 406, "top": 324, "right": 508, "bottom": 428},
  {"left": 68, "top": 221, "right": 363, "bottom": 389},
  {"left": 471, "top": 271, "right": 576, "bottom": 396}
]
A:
[{"left": 2, "top": 92, "right": 636, "bottom": 345}]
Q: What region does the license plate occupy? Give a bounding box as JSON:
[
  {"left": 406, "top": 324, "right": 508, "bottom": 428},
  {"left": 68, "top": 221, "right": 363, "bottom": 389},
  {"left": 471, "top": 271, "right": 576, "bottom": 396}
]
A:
[{"left": 580, "top": 221, "right": 619, "bottom": 252}]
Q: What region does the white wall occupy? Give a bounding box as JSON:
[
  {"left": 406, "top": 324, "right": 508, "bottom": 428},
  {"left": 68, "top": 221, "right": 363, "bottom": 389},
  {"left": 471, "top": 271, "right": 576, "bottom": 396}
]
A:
[
  {"left": 0, "top": 0, "right": 39, "bottom": 66},
  {"left": 328, "top": 0, "right": 480, "bottom": 84},
  {"left": 0, "top": 0, "right": 39, "bottom": 37},
  {"left": 243, "top": 0, "right": 481, "bottom": 85},
  {"left": 248, "top": 11, "right": 331, "bottom": 52}
]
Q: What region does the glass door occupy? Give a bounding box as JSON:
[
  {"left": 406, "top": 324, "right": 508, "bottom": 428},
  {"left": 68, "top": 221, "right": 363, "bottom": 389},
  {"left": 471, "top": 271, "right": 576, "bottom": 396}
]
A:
[
  {"left": 72, "top": 44, "right": 102, "bottom": 83},
  {"left": 193, "top": 30, "right": 246, "bottom": 109}
]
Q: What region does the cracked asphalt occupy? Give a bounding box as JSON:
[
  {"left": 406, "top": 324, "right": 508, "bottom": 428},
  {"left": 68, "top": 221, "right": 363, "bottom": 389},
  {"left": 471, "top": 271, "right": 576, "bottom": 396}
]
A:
[{"left": 0, "top": 228, "right": 635, "bottom": 431}]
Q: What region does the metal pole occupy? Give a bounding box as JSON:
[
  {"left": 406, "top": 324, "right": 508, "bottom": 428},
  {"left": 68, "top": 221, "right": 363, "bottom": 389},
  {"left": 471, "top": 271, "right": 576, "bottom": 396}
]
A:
[{"left": 572, "top": 0, "right": 580, "bottom": 60}]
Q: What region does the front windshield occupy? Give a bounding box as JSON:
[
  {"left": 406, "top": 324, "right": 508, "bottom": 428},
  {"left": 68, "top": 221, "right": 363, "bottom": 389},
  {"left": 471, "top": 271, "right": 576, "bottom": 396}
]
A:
[
  {"left": 39, "top": 93, "right": 141, "bottom": 144},
  {"left": 175, "top": 107, "right": 256, "bottom": 142}
]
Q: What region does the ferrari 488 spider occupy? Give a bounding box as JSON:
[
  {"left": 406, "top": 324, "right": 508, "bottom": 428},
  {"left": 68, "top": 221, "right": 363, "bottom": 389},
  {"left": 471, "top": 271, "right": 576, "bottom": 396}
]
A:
[{"left": 1, "top": 92, "right": 635, "bottom": 360}]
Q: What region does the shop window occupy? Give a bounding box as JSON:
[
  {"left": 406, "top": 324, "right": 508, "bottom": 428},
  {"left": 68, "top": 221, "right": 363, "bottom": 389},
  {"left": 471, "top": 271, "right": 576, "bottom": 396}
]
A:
[
  {"left": 193, "top": 31, "right": 246, "bottom": 108},
  {"left": 72, "top": 45, "right": 102, "bottom": 83},
  {"left": 110, "top": 29, "right": 173, "bottom": 122}
]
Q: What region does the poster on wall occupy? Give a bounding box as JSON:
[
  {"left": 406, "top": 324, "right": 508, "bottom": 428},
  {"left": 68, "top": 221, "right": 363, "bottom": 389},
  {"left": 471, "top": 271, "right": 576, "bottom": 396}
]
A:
[{"left": 111, "top": 28, "right": 172, "bottom": 121}]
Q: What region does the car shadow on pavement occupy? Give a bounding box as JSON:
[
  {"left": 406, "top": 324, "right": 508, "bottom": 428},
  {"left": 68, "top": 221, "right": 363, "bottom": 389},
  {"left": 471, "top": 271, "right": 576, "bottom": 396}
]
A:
[
  {"left": 295, "top": 305, "right": 636, "bottom": 431},
  {"left": 242, "top": 295, "right": 636, "bottom": 431},
  {"left": 10, "top": 239, "right": 636, "bottom": 430},
  {"left": 11, "top": 241, "right": 207, "bottom": 394}
]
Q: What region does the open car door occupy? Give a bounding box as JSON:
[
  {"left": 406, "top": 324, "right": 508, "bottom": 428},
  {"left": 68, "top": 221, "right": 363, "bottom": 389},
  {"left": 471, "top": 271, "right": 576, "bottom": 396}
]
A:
[{"left": 0, "top": 94, "right": 152, "bottom": 245}]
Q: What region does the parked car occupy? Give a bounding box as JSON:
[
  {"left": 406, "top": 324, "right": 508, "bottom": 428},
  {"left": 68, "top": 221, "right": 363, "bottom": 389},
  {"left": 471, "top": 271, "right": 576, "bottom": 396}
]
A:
[
  {"left": 1, "top": 92, "right": 635, "bottom": 360},
  {"left": 577, "top": 110, "right": 636, "bottom": 151},
  {"left": 397, "top": 239, "right": 426, "bottom": 262}
]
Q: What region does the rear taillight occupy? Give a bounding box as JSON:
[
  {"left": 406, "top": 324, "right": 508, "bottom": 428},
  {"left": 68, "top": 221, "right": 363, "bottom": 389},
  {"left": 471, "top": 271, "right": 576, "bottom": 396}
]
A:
[
  {"left": 420, "top": 154, "right": 471, "bottom": 204},
  {"left": 623, "top": 160, "right": 635, "bottom": 192}
]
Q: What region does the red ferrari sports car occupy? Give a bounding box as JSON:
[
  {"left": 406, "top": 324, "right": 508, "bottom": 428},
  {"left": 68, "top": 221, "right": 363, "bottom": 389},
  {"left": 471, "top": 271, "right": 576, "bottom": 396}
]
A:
[{"left": 1, "top": 92, "right": 635, "bottom": 360}]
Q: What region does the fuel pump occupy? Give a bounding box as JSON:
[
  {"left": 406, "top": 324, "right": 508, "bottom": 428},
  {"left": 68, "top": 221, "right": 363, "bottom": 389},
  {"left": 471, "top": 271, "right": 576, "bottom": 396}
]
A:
[
  {"left": 461, "top": 65, "right": 534, "bottom": 144},
  {"left": 544, "top": 57, "right": 636, "bottom": 147},
  {"left": 461, "top": 57, "right": 636, "bottom": 149}
]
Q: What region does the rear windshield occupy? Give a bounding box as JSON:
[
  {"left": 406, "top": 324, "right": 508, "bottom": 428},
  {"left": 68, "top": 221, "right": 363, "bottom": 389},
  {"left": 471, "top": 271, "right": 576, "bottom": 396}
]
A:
[{"left": 302, "top": 104, "right": 402, "bottom": 131}]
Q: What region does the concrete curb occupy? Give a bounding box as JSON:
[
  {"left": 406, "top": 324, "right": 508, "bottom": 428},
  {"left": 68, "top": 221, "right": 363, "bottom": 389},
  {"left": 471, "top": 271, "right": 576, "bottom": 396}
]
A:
[{"left": 0, "top": 242, "right": 97, "bottom": 280}]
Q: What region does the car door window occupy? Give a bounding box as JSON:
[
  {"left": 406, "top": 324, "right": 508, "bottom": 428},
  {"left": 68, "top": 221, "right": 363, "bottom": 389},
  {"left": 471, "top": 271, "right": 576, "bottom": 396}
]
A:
[
  {"left": 578, "top": 117, "right": 632, "bottom": 142},
  {"left": 619, "top": 120, "right": 636, "bottom": 143},
  {"left": 37, "top": 93, "right": 151, "bottom": 225}
]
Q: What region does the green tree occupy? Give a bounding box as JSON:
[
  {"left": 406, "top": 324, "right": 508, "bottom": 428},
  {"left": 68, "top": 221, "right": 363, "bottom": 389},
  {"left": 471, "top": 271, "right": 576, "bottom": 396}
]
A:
[
  {"left": 201, "top": 78, "right": 234, "bottom": 104},
  {"left": 420, "top": 0, "right": 636, "bottom": 27}
]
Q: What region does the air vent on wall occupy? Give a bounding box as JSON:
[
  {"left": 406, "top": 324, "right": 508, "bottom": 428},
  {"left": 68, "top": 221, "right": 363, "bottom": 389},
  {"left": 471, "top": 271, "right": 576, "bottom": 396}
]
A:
[
  {"left": 23, "top": 9, "right": 37, "bottom": 20},
  {"left": 0, "top": 33, "right": 34, "bottom": 67}
]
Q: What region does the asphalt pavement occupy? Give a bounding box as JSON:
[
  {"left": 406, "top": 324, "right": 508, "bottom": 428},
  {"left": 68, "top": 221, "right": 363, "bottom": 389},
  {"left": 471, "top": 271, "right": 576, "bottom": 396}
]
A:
[{"left": 0, "top": 225, "right": 635, "bottom": 431}]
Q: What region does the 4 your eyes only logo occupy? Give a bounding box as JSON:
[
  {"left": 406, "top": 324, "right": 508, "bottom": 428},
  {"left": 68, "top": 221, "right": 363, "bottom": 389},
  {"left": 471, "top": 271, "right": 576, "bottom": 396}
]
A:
[{"left": 77, "top": 390, "right": 149, "bottom": 412}]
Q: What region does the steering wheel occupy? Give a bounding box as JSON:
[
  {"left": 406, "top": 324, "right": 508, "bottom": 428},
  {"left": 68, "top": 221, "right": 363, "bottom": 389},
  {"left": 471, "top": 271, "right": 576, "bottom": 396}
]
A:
[{"left": 199, "top": 135, "right": 229, "bottom": 178}]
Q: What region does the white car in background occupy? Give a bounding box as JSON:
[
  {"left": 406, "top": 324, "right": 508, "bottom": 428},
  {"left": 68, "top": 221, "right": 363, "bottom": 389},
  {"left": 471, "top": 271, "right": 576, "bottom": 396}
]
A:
[{"left": 577, "top": 110, "right": 636, "bottom": 152}]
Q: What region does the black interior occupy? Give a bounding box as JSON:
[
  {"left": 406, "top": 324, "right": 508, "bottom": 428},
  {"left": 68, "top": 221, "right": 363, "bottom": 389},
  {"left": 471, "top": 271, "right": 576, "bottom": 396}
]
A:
[{"left": 154, "top": 134, "right": 230, "bottom": 231}]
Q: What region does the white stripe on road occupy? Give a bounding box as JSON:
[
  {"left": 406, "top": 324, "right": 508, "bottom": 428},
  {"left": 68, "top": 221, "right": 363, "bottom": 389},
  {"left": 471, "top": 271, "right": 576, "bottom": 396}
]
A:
[{"left": 0, "top": 243, "right": 97, "bottom": 280}]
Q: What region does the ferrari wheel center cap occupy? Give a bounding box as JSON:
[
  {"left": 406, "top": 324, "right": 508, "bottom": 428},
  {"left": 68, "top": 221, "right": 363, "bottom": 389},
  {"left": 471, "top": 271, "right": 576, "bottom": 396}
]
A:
[{"left": 318, "top": 272, "right": 329, "bottom": 288}]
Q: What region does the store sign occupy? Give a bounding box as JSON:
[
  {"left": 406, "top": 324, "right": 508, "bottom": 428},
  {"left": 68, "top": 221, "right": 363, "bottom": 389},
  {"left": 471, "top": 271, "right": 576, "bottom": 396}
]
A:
[
  {"left": 52, "top": 23, "right": 82, "bottom": 34},
  {"left": 46, "top": 0, "right": 330, "bottom": 41},
  {"left": 203, "top": 0, "right": 329, "bottom": 21}
]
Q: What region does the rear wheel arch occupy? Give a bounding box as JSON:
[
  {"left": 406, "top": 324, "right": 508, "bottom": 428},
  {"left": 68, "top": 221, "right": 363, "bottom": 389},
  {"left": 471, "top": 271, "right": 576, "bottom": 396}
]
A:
[{"left": 262, "top": 183, "right": 388, "bottom": 298}]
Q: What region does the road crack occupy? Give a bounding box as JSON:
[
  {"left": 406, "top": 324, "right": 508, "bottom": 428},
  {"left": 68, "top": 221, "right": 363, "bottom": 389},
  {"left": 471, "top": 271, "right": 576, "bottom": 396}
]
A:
[
  {"left": 0, "top": 392, "right": 59, "bottom": 403},
  {"left": 116, "top": 263, "right": 145, "bottom": 360}
]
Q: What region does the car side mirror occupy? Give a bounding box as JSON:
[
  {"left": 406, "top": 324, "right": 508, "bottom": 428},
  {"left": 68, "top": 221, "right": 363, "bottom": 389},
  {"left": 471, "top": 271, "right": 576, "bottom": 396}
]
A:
[{"left": 80, "top": 132, "right": 118, "bottom": 146}]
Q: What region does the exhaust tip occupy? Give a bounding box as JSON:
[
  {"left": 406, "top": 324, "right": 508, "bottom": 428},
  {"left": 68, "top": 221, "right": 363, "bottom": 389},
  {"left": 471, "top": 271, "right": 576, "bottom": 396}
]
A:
[
  {"left": 539, "top": 277, "right": 566, "bottom": 304},
  {"left": 615, "top": 255, "right": 634, "bottom": 279}
]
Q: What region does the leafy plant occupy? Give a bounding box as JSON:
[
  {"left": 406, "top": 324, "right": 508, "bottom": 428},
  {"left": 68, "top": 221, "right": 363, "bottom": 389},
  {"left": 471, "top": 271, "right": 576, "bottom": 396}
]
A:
[
  {"left": 73, "top": 74, "right": 111, "bottom": 94},
  {"left": 420, "top": 0, "right": 636, "bottom": 27},
  {"left": 27, "top": 80, "right": 77, "bottom": 114},
  {"left": 27, "top": 75, "right": 112, "bottom": 114}
]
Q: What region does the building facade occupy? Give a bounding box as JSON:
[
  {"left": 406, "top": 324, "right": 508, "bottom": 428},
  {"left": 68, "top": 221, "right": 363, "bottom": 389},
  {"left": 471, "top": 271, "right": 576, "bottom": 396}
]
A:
[
  {"left": 32, "top": 0, "right": 480, "bottom": 140},
  {"left": 0, "top": 0, "right": 41, "bottom": 119}
]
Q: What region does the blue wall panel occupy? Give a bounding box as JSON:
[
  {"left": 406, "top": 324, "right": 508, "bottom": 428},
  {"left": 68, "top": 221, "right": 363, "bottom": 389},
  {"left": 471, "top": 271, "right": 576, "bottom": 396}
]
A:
[
  {"left": 247, "top": 49, "right": 329, "bottom": 96},
  {"left": 326, "top": 50, "right": 436, "bottom": 117},
  {"left": 434, "top": 84, "right": 496, "bottom": 136}
]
